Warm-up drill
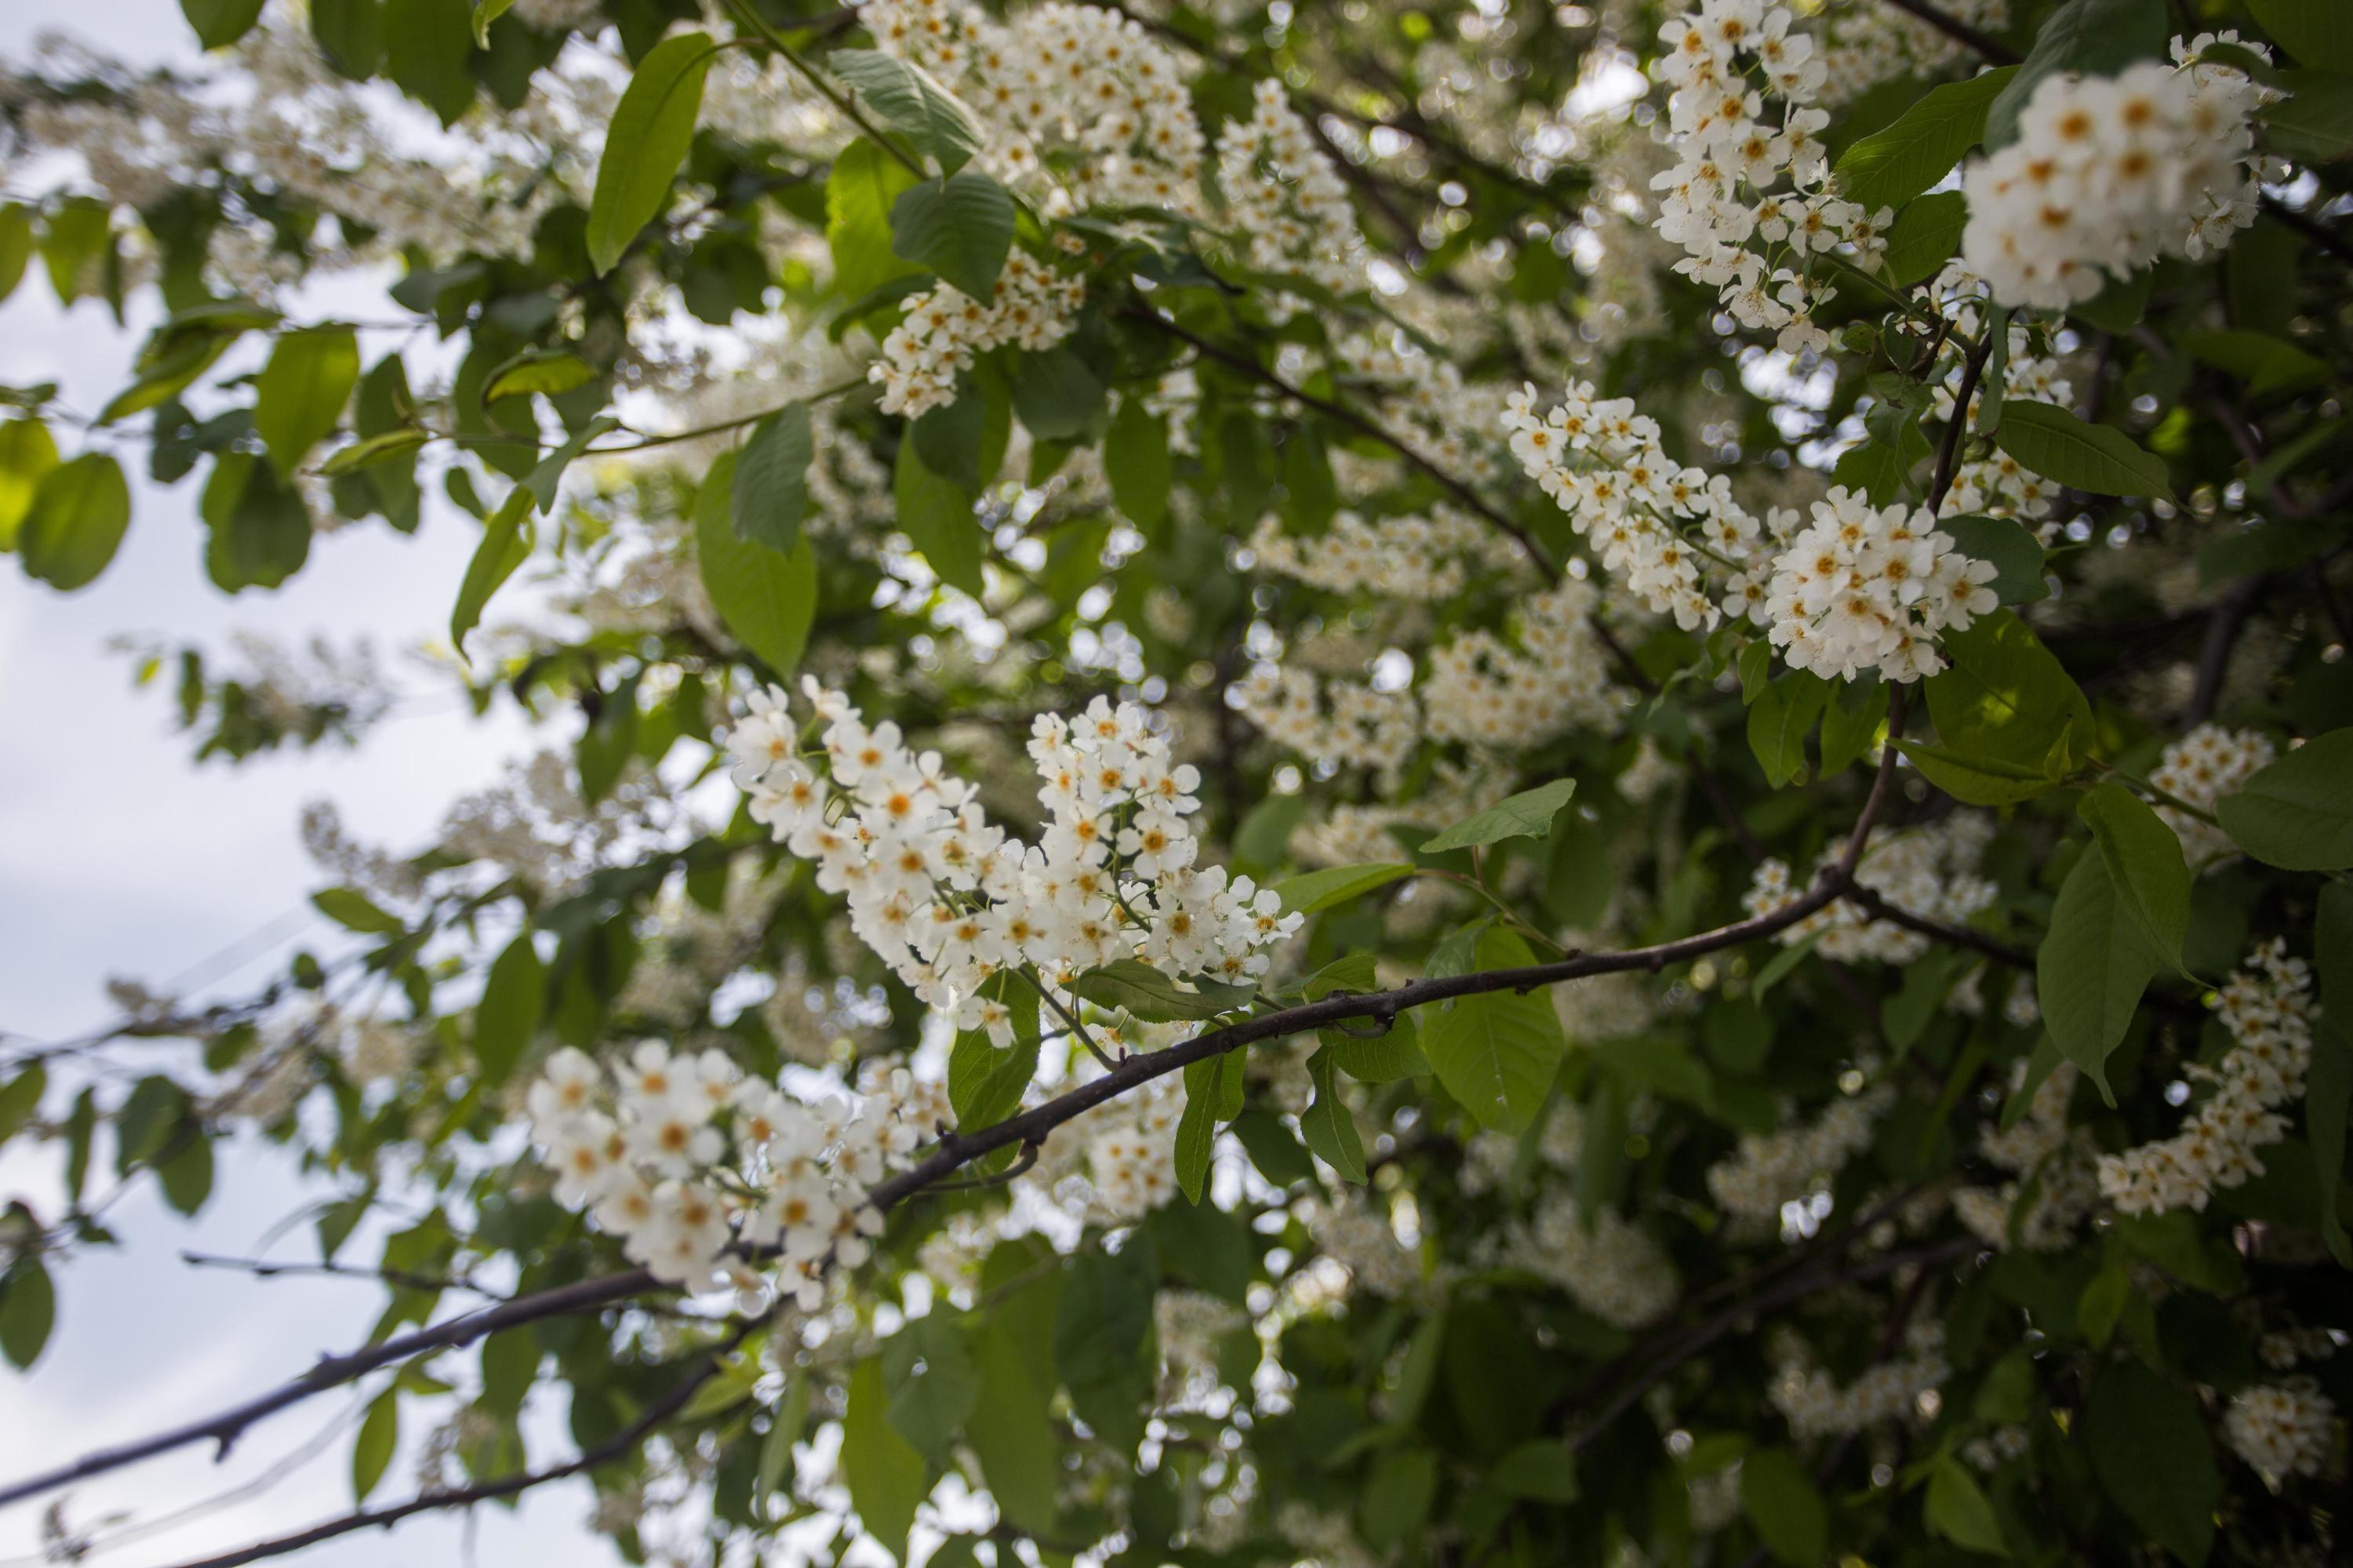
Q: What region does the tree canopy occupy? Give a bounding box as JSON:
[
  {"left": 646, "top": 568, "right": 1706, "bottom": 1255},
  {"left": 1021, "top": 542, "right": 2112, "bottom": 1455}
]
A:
[{"left": 2, "top": 0, "right": 2351, "bottom": 1565}]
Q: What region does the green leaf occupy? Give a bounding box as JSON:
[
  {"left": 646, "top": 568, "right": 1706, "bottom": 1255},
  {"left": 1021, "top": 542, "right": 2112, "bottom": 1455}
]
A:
[
  {"left": 731, "top": 403, "right": 814, "bottom": 555},
  {"left": 478, "top": 1326, "right": 537, "bottom": 1422},
  {"left": 2214, "top": 729, "right": 2353, "bottom": 871},
  {"left": 1926, "top": 1453, "right": 2005, "bottom": 1555},
  {"left": 1881, "top": 190, "right": 1967, "bottom": 286},
  {"left": 449, "top": 488, "right": 534, "bottom": 652},
  {"left": 2263, "top": 69, "right": 2353, "bottom": 160},
  {"left": 755, "top": 1366, "right": 809, "bottom": 1511},
  {"left": 1054, "top": 1241, "right": 1156, "bottom": 1454},
  {"left": 1421, "top": 779, "right": 1578, "bottom": 853},
  {"left": 471, "top": 0, "right": 518, "bottom": 47},
  {"left": 384, "top": 0, "right": 476, "bottom": 125},
  {"left": 586, "top": 31, "right": 716, "bottom": 276},
  {"left": 1993, "top": 399, "right": 2171, "bottom": 499},
  {"left": 1835, "top": 67, "right": 2018, "bottom": 210},
  {"left": 2078, "top": 782, "right": 2190, "bottom": 966},
  {"left": 893, "top": 436, "right": 986, "bottom": 598},
  {"left": 1360, "top": 1448, "right": 1440, "bottom": 1551},
  {"left": 889, "top": 172, "right": 1016, "bottom": 302},
  {"left": 475, "top": 932, "right": 545, "bottom": 1086},
  {"left": 1985, "top": 0, "right": 2168, "bottom": 149},
  {"left": 2309, "top": 1018, "right": 2351, "bottom": 1268},
  {"left": 1820, "top": 678, "right": 1889, "bottom": 776},
  {"left": 883, "top": 1314, "right": 980, "bottom": 1462},
  {"left": 827, "top": 49, "right": 987, "bottom": 174},
  {"left": 1011, "top": 344, "right": 1106, "bottom": 442},
  {"left": 182, "top": 0, "right": 266, "bottom": 48},
  {"left": 313, "top": 0, "right": 386, "bottom": 80},
  {"left": 2250, "top": 0, "right": 2353, "bottom": 74},
  {"left": 1300, "top": 1048, "right": 1367, "bottom": 1182},
  {"left": 842, "top": 1358, "right": 927, "bottom": 1561},
  {"left": 2086, "top": 1360, "right": 2217, "bottom": 1566},
  {"left": 0, "top": 206, "right": 30, "bottom": 304},
  {"left": 1174, "top": 1052, "right": 1235, "bottom": 1202},
  {"left": 20, "top": 453, "right": 130, "bottom": 592},
  {"left": 1492, "top": 1439, "right": 1580, "bottom": 1503},
  {"left": 2038, "top": 847, "right": 2162, "bottom": 1104},
  {"left": 1422, "top": 927, "right": 1566, "bottom": 1133},
  {"left": 254, "top": 327, "right": 359, "bottom": 478},
  {"left": 1, "top": 1257, "right": 56, "bottom": 1370},
  {"left": 696, "top": 450, "right": 820, "bottom": 674},
  {"left": 352, "top": 1388, "right": 398, "bottom": 1502},
  {"left": 0, "top": 1062, "right": 44, "bottom": 1147},
  {"left": 1105, "top": 397, "right": 1172, "bottom": 534},
  {"left": 1324, "top": 1013, "right": 1428, "bottom": 1083},
  {"left": 1271, "top": 862, "right": 1415, "bottom": 916},
  {"left": 2181, "top": 329, "right": 2332, "bottom": 398},
  {"left": 967, "top": 1323, "right": 1059, "bottom": 1536},
  {"left": 1067, "top": 959, "right": 1242, "bottom": 1023},
  {"left": 0, "top": 417, "right": 59, "bottom": 551},
  {"left": 1740, "top": 1447, "right": 1827, "bottom": 1567},
  {"left": 155, "top": 1131, "right": 213, "bottom": 1217},
  {"left": 1748, "top": 673, "right": 1830, "bottom": 789},
  {"left": 827, "top": 140, "right": 924, "bottom": 304},
  {"left": 482, "top": 348, "right": 595, "bottom": 405},
  {"left": 1920, "top": 609, "right": 2091, "bottom": 798},
  {"left": 1937, "top": 515, "right": 2047, "bottom": 604},
  {"left": 523, "top": 414, "right": 616, "bottom": 513},
  {"left": 200, "top": 453, "right": 311, "bottom": 593},
  {"left": 312, "top": 886, "right": 404, "bottom": 935},
  {"left": 318, "top": 428, "right": 429, "bottom": 478}
]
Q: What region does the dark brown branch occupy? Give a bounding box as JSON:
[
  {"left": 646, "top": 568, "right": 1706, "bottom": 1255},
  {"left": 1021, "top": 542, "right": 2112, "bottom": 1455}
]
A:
[
  {"left": 1872, "top": 0, "right": 2020, "bottom": 64},
  {"left": 1928, "top": 333, "right": 1993, "bottom": 515},
  {"left": 149, "top": 1323, "right": 755, "bottom": 1568}
]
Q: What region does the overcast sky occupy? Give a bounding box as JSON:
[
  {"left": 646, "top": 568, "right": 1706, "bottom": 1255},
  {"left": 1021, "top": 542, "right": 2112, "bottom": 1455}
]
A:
[{"left": 0, "top": 5, "right": 623, "bottom": 1565}]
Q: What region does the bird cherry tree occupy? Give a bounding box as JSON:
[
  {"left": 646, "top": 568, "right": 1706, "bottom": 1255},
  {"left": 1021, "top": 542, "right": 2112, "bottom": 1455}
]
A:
[{"left": 2, "top": 0, "right": 2351, "bottom": 1564}]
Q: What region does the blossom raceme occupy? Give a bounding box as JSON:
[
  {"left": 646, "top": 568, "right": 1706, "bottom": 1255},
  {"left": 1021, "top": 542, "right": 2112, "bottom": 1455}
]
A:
[
  {"left": 1740, "top": 486, "right": 1999, "bottom": 682},
  {"left": 722, "top": 678, "right": 1301, "bottom": 1035},
  {"left": 1958, "top": 44, "right": 2277, "bottom": 310}
]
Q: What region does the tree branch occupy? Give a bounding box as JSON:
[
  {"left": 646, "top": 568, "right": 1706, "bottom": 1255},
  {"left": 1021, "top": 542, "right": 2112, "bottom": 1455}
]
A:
[{"left": 148, "top": 1323, "right": 756, "bottom": 1568}]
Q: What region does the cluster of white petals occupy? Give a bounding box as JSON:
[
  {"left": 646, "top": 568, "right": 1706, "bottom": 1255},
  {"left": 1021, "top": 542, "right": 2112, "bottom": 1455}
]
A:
[
  {"left": 1504, "top": 380, "right": 1769, "bottom": 631},
  {"left": 2150, "top": 723, "right": 2278, "bottom": 866},
  {"left": 1745, "top": 817, "right": 1998, "bottom": 964},
  {"left": 1769, "top": 1320, "right": 1949, "bottom": 1439},
  {"left": 1497, "top": 1188, "right": 1681, "bottom": 1329},
  {"left": 2098, "top": 940, "right": 2315, "bottom": 1216},
  {"left": 1815, "top": 0, "right": 2010, "bottom": 107},
  {"left": 1653, "top": 0, "right": 1889, "bottom": 356},
  {"left": 1959, "top": 41, "right": 2276, "bottom": 310},
  {"left": 1953, "top": 1062, "right": 2099, "bottom": 1250},
  {"left": 870, "top": 253, "right": 1087, "bottom": 420},
  {"left": 1706, "top": 1079, "right": 1893, "bottom": 1221},
  {"left": 724, "top": 679, "right": 1300, "bottom": 1039},
  {"left": 1216, "top": 78, "right": 1365, "bottom": 308},
  {"left": 2224, "top": 1381, "right": 2337, "bottom": 1488},
  {"left": 865, "top": 0, "right": 1206, "bottom": 215},
  {"left": 1246, "top": 508, "right": 1525, "bottom": 602},
  {"left": 1737, "top": 486, "right": 1998, "bottom": 682},
  {"left": 524, "top": 1042, "right": 937, "bottom": 1299}
]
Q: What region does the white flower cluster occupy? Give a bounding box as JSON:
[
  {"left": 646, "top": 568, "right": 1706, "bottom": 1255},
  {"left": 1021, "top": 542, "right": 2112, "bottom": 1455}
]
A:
[
  {"left": 1962, "top": 1424, "right": 2031, "bottom": 1472},
  {"left": 1231, "top": 580, "right": 1621, "bottom": 780},
  {"left": 524, "top": 1042, "right": 931, "bottom": 1301},
  {"left": 1333, "top": 330, "right": 1515, "bottom": 488},
  {"left": 1083, "top": 1072, "right": 1184, "bottom": 1219},
  {"left": 2150, "top": 723, "right": 2277, "bottom": 867},
  {"left": 1958, "top": 43, "right": 2275, "bottom": 311},
  {"left": 1497, "top": 1188, "right": 1681, "bottom": 1328},
  {"left": 1953, "top": 1062, "right": 2098, "bottom": 1251},
  {"left": 1504, "top": 380, "right": 1768, "bottom": 631},
  {"left": 1926, "top": 266, "right": 2071, "bottom": 533},
  {"left": 1744, "top": 817, "right": 1998, "bottom": 965},
  {"left": 1737, "top": 486, "right": 2000, "bottom": 682},
  {"left": 1705, "top": 1079, "right": 1893, "bottom": 1222},
  {"left": 1770, "top": 1320, "right": 1949, "bottom": 1439},
  {"left": 1300, "top": 1192, "right": 1427, "bottom": 1301},
  {"left": 1653, "top": 0, "right": 1890, "bottom": 356},
  {"left": 866, "top": 0, "right": 1207, "bottom": 216},
  {"left": 871, "top": 253, "right": 1087, "bottom": 420},
  {"left": 1215, "top": 78, "right": 1364, "bottom": 307},
  {"left": 2098, "top": 940, "right": 2315, "bottom": 1216},
  {"left": 2224, "top": 1381, "right": 2336, "bottom": 1489},
  {"left": 1814, "top": 0, "right": 2010, "bottom": 107},
  {"left": 1246, "top": 508, "right": 1525, "bottom": 602},
  {"left": 724, "top": 679, "right": 1300, "bottom": 1036}
]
